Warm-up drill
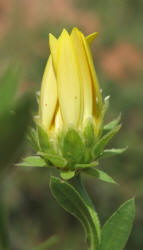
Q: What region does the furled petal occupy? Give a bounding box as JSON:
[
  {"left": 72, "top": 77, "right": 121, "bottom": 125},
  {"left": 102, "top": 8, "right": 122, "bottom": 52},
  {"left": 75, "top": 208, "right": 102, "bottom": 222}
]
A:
[
  {"left": 55, "top": 29, "right": 81, "bottom": 126},
  {"left": 39, "top": 55, "right": 57, "bottom": 131},
  {"left": 86, "top": 32, "right": 98, "bottom": 45},
  {"left": 81, "top": 31, "right": 103, "bottom": 122},
  {"left": 71, "top": 27, "right": 93, "bottom": 124},
  {"left": 49, "top": 33, "right": 58, "bottom": 72},
  {"left": 54, "top": 107, "right": 63, "bottom": 132}
]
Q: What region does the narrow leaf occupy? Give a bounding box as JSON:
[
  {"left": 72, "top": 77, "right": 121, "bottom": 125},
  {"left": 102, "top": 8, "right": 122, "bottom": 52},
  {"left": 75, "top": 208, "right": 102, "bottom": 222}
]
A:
[
  {"left": 83, "top": 168, "right": 117, "bottom": 184},
  {"left": 100, "top": 199, "right": 135, "bottom": 250},
  {"left": 50, "top": 176, "right": 100, "bottom": 249},
  {"left": 17, "top": 156, "right": 46, "bottom": 167},
  {"left": 93, "top": 125, "right": 121, "bottom": 159},
  {"left": 75, "top": 161, "right": 99, "bottom": 169},
  {"left": 101, "top": 147, "right": 127, "bottom": 158},
  {"left": 39, "top": 152, "right": 67, "bottom": 168},
  {"left": 103, "top": 114, "right": 121, "bottom": 133},
  {"left": 98, "top": 96, "right": 110, "bottom": 137}
]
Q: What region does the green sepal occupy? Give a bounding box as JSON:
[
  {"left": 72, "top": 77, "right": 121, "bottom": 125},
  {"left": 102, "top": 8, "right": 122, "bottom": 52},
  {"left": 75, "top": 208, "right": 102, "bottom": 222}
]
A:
[
  {"left": 103, "top": 113, "right": 121, "bottom": 134},
  {"left": 27, "top": 128, "right": 40, "bottom": 151},
  {"left": 50, "top": 176, "right": 100, "bottom": 249},
  {"left": 101, "top": 147, "right": 127, "bottom": 158},
  {"left": 16, "top": 156, "right": 46, "bottom": 167},
  {"left": 75, "top": 161, "right": 98, "bottom": 170},
  {"left": 39, "top": 152, "right": 67, "bottom": 168},
  {"left": 60, "top": 171, "right": 75, "bottom": 180},
  {"left": 83, "top": 149, "right": 92, "bottom": 164},
  {"left": 83, "top": 119, "right": 95, "bottom": 147},
  {"left": 37, "top": 125, "right": 54, "bottom": 153},
  {"left": 83, "top": 168, "right": 117, "bottom": 184},
  {"left": 61, "top": 128, "right": 84, "bottom": 166},
  {"left": 98, "top": 96, "right": 110, "bottom": 137},
  {"left": 100, "top": 199, "right": 135, "bottom": 250},
  {"left": 92, "top": 125, "right": 121, "bottom": 159}
]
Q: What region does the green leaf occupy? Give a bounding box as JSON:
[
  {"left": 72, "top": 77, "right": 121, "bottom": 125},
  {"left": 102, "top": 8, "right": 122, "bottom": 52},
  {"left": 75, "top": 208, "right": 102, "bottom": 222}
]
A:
[
  {"left": 17, "top": 156, "right": 46, "bottom": 167},
  {"left": 83, "top": 119, "right": 95, "bottom": 147},
  {"left": 27, "top": 128, "right": 40, "bottom": 151},
  {"left": 75, "top": 161, "right": 99, "bottom": 170},
  {"left": 92, "top": 125, "right": 121, "bottom": 159},
  {"left": 62, "top": 128, "right": 84, "bottom": 165},
  {"left": 39, "top": 152, "right": 67, "bottom": 168},
  {"left": 60, "top": 171, "right": 75, "bottom": 180},
  {"left": 100, "top": 199, "right": 135, "bottom": 250},
  {"left": 101, "top": 147, "right": 127, "bottom": 158},
  {"left": 83, "top": 168, "right": 117, "bottom": 184},
  {"left": 50, "top": 176, "right": 100, "bottom": 250},
  {"left": 32, "top": 235, "right": 59, "bottom": 250},
  {"left": 37, "top": 125, "right": 51, "bottom": 153},
  {"left": 0, "top": 65, "right": 21, "bottom": 115},
  {"left": 103, "top": 114, "right": 121, "bottom": 133}
]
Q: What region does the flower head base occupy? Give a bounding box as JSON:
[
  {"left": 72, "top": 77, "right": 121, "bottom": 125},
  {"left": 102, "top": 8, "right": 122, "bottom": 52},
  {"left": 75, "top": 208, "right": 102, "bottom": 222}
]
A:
[{"left": 24, "top": 28, "right": 123, "bottom": 180}]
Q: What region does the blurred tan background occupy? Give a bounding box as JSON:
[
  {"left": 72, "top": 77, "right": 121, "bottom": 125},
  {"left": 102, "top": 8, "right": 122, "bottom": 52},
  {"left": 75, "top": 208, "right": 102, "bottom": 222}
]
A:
[{"left": 0, "top": 0, "right": 143, "bottom": 249}]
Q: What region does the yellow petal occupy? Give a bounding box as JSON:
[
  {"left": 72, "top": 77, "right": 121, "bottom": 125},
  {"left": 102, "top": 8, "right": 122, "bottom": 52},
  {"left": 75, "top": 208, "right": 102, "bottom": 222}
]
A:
[
  {"left": 39, "top": 55, "right": 57, "bottom": 131},
  {"left": 86, "top": 32, "right": 98, "bottom": 45},
  {"left": 56, "top": 29, "right": 81, "bottom": 126},
  {"left": 54, "top": 107, "right": 63, "bottom": 132},
  {"left": 49, "top": 33, "right": 58, "bottom": 72},
  {"left": 80, "top": 30, "right": 103, "bottom": 121},
  {"left": 71, "top": 27, "right": 93, "bottom": 124}
]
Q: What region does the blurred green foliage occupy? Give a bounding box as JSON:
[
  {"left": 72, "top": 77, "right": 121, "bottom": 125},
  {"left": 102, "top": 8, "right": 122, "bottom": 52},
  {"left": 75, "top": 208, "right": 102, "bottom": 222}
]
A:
[
  {"left": 0, "top": 65, "right": 33, "bottom": 249},
  {"left": 0, "top": 0, "right": 142, "bottom": 249}
]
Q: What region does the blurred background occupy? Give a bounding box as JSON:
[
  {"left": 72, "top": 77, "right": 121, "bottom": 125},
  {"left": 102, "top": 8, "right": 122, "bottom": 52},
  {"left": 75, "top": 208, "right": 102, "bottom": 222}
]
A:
[{"left": 0, "top": 0, "right": 143, "bottom": 249}]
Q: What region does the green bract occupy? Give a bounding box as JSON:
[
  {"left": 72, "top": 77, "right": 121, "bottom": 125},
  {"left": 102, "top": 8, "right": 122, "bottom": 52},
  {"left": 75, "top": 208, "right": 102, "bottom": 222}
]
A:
[{"left": 18, "top": 96, "right": 125, "bottom": 181}]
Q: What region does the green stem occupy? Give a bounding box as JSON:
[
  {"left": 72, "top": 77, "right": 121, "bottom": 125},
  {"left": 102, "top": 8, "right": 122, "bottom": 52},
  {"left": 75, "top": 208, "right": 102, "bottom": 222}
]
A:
[{"left": 69, "top": 174, "right": 101, "bottom": 250}]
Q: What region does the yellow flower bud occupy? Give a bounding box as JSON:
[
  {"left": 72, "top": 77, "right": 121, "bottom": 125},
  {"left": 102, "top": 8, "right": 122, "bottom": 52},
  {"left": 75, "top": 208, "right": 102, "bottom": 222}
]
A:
[{"left": 39, "top": 28, "right": 103, "bottom": 135}]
